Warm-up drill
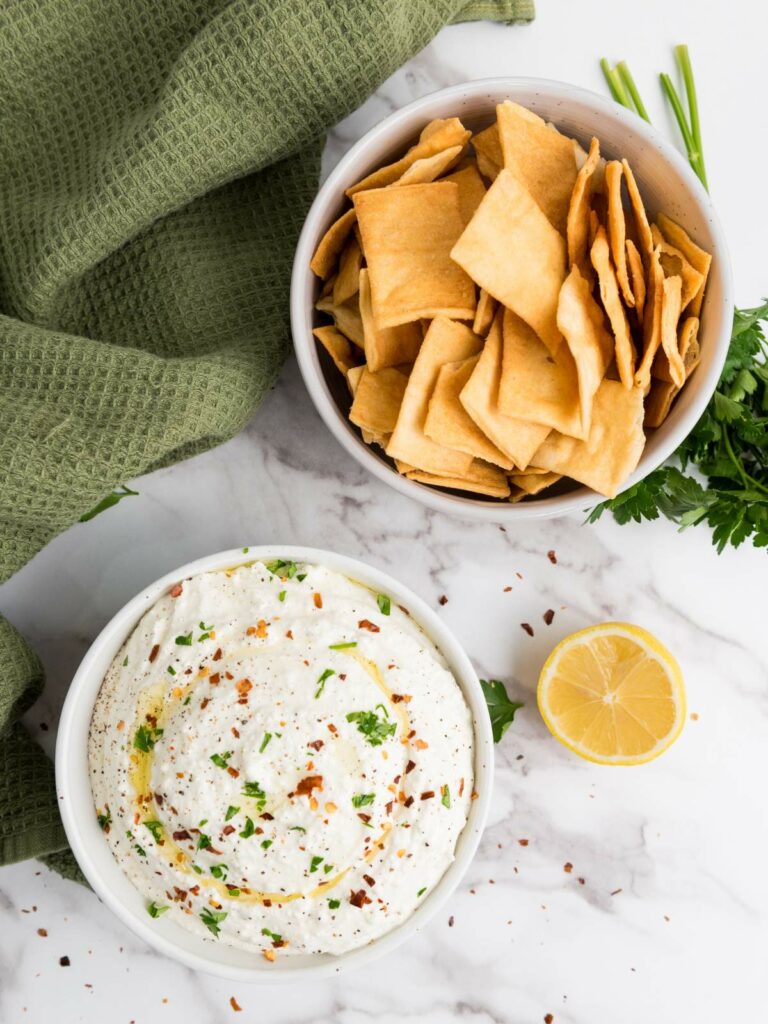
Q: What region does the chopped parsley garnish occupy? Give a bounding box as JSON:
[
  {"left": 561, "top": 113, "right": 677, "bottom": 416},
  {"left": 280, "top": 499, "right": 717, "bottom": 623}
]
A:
[
  {"left": 210, "top": 751, "right": 232, "bottom": 769},
  {"left": 479, "top": 678, "right": 523, "bottom": 744},
  {"left": 441, "top": 785, "right": 451, "bottom": 809},
  {"left": 175, "top": 632, "right": 193, "bottom": 646},
  {"left": 183, "top": 695, "right": 191, "bottom": 705},
  {"left": 167, "top": 665, "right": 176, "bottom": 675},
  {"left": 278, "top": 590, "right": 287, "bottom": 602},
  {"left": 377, "top": 594, "right": 391, "bottom": 615},
  {"left": 297, "top": 573, "right": 307, "bottom": 582},
  {"left": 239, "top": 816, "right": 256, "bottom": 839},
  {"left": 227, "top": 887, "right": 241, "bottom": 897},
  {"left": 351, "top": 793, "right": 375, "bottom": 808},
  {"left": 265, "top": 559, "right": 299, "bottom": 579},
  {"left": 241, "top": 780, "right": 266, "bottom": 812},
  {"left": 147, "top": 901, "right": 169, "bottom": 918},
  {"left": 323, "top": 863, "right": 333, "bottom": 874},
  {"left": 198, "top": 620, "right": 214, "bottom": 641},
  {"left": 143, "top": 819, "right": 163, "bottom": 843},
  {"left": 224, "top": 805, "right": 240, "bottom": 822},
  {"left": 416, "top": 887, "right": 427, "bottom": 897},
  {"left": 375, "top": 702, "right": 390, "bottom": 719},
  {"left": 261, "top": 839, "right": 273, "bottom": 850},
  {"left": 259, "top": 732, "right": 272, "bottom": 753},
  {"left": 134, "top": 843, "right": 147, "bottom": 857},
  {"left": 242, "top": 547, "right": 250, "bottom": 553},
  {"left": 191, "top": 864, "right": 203, "bottom": 874},
  {"left": 329, "top": 641, "right": 357, "bottom": 650},
  {"left": 133, "top": 724, "right": 163, "bottom": 752},
  {"left": 196, "top": 832, "right": 212, "bottom": 851},
  {"left": 97, "top": 806, "right": 111, "bottom": 831},
  {"left": 289, "top": 826, "right": 306, "bottom": 834},
  {"left": 346, "top": 709, "right": 397, "bottom": 746},
  {"left": 200, "top": 907, "right": 227, "bottom": 937},
  {"left": 210, "top": 863, "right": 228, "bottom": 880},
  {"left": 261, "top": 927, "right": 282, "bottom": 943},
  {"left": 122, "top": 656, "right": 129, "bottom": 667},
  {"left": 328, "top": 898, "right": 341, "bottom": 910},
  {"left": 198, "top": 818, "right": 208, "bottom": 827},
  {"left": 309, "top": 855, "right": 324, "bottom": 873},
  {"left": 315, "top": 667, "right": 335, "bottom": 699}
]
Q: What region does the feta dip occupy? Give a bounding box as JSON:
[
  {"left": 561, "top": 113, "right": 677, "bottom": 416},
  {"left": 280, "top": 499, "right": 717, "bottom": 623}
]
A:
[{"left": 89, "top": 559, "right": 474, "bottom": 958}]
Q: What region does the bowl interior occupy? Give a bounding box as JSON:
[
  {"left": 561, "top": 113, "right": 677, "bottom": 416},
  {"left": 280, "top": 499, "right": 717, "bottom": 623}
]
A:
[
  {"left": 56, "top": 546, "right": 493, "bottom": 981},
  {"left": 293, "top": 79, "right": 731, "bottom": 519}
]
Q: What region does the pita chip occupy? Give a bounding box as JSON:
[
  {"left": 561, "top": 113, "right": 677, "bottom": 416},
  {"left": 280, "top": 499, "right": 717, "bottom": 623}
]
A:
[
  {"left": 359, "top": 268, "right": 422, "bottom": 371},
  {"left": 443, "top": 161, "right": 487, "bottom": 225},
  {"left": 472, "top": 288, "right": 498, "bottom": 337},
  {"left": 590, "top": 224, "right": 636, "bottom": 388},
  {"left": 650, "top": 223, "right": 705, "bottom": 312},
  {"left": 472, "top": 123, "right": 503, "bottom": 181},
  {"left": 625, "top": 239, "right": 646, "bottom": 319},
  {"left": 604, "top": 160, "right": 635, "bottom": 306},
  {"left": 567, "top": 136, "right": 601, "bottom": 268},
  {"left": 315, "top": 292, "right": 365, "bottom": 348},
  {"left": 333, "top": 235, "right": 363, "bottom": 306},
  {"left": 311, "top": 207, "right": 357, "bottom": 280},
  {"left": 655, "top": 213, "right": 712, "bottom": 317},
  {"left": 313, "top": 325, "right": 358, "bottom": 376},
  {"left": 350, "top": 366, "right": 409, "bottom": 436},
  {"left": 634, "top": 247, "right": 665, "bottom": 391},
  {"left": 405, "top": 459, "right": 511, "bottom": 499}
]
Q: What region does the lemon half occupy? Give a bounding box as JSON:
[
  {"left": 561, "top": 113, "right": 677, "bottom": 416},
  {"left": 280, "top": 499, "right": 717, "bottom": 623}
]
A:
[{"left": 537, "top": 623, "right": 685, "bottom": 765}]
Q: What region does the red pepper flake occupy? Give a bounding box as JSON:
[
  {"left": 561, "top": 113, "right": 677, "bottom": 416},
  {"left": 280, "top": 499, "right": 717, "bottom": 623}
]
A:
[
  {"left": 363, "top": 874, "right": 376, "bottom": 888},
  {"left": 295, "top": 775, "right": 323, "bottom": 797},
  {"left": 404, "top": 796, "right": 414, "bottom": 808},
  {"left": 543, "top": 609, "right": 555, "bottom": 625},
  {"left": 358, "top": 618, "right": 380, "bottom": 632},
  {"left": 578, "top": 877, "right": 585, "bottom": 885},
  {"left": 256, "top": 619, "right": 268, "bottom": 638},
  {"left": 222, "top": 825, "right": 236, "bottom": 836},
  {"left": 188, "top": 885, "right": 200, "bottom": 896},
  {"left": 313, "top": 592, "right": 323, "bottom": 609},
  {"left": 209, "top": 672, "right": 221, "bottom": 685},
  {"left": 357, "top": 812, "right": 371, "bottom": 824},
  {"left": 521, "top": 623, "right": 534, "bottom": 637},
  {"left": 236, "top": 678, "right": 252, "bottom": 697},
  {"left": 169, "top": 584, "right": 183, "bottom": 598},
  {"left": 385, "top": 801, "right": 394, "bottom": 815},
  {"left": 448, "top": 915, "right": 454, "bottom": 927},
  {"left": 308, "top": 740, "right": 324, "bottom": 751},
  {"left": 37, "top": 928, "right": 47, "bottom": 937},
  {"left": 148, "top": 644, "right": 160, "bottom": 663},
  {"left": 516, "top": 571, "right": 524, "bottom": 580},
  {"left": 563, "top": 862, "right": 573, "bottom": 873},
  {"left": 420, "top": 791, "right": 435, "bottom": 800},
  {"left": 405, "top": 759, "right": 416, "bottom": 774},
  {"left": 225, "top": 671, "right": 234, "bottom": 680},
  {"left": 518, "top": 838, "right": 529, "bottom": 846},
  {"left": 213, "top": 648, "right": 223, "bottom": 661},
  {"left": 172, "top": 887, "right": 188, "bottom": 902},
  {"left": 59, "top": 956, "right": 70, "bottom": 967},
  {"left": 246, "top": 626, "right": 256, "bottom": 636},
  {"left": 200, "top": 698, "right": 210, "bottom": 710},
  {"left": 438, "top": 595, "right": 448, "bottom": 606},
  {"left": 610, "top": 888, "right": 622, "bottom": 896},
  {"left": 230, "top": 996, "right": 242, "bottom": 1012},
  {"left": 327, "top": 723, "right": 337, "bottom": 734},
  {"left": 231, "top": 726, "right": 240, "bottom": 739},
  {"left": 458, "top": 777, "right": 465, "bottom": 797},
  {"left": 154, "top": 792, "right": 164, "bottom": 807},
  {"left": 349, "top": 889, "right": 371, "bottom": 908},
  {"left": 285, "top": 629, "right": 294, "bottom": 639},
  {"left": 226, "top": 766, "right": 240, "bottom": 779},
  {"left": 338, "top": 672, "right": 347, "bottom": 681},
  {"left": 544, "top": 1015, "right": 554, "bottom": 1024},
  {"left": 547, "top": 550, "right": 557, "bottom": 565},
  {"left": 172, "top": 830, "right": 191, "bottom": 842},
  {"left": 503, "top": 586, "right": 513, "bottom": 593}
]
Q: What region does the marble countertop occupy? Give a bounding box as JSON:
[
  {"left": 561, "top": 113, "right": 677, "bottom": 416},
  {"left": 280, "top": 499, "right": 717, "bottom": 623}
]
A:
[{"left": 2, "top": 2, "right": 766, "bottom": 1022}]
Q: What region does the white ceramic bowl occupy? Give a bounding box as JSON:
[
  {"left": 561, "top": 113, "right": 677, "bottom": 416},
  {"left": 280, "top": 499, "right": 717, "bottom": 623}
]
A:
[
  {"left": 55, "top": 546, "right": 493, "bottom": 981},
  {"left": 291, "top": 78, "right": 733, "bottom": 521}
]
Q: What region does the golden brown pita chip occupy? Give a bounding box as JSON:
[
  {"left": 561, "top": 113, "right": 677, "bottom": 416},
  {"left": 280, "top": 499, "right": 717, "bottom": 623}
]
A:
[
  {"left": 508, "top": 471, "right": 562, "bottom": 500},
  {"left": 358, "top": 269, "right": 422, "bottom": 372},
  {"left": 394, "top": 145, "right": 464, "bottom": 187},
  {"left": 625, "top": 239, "right": 646, "bottom": 319},
  {"left": 496, "top": 100, "right": 578, "bottom": 233},
  {"left": 310, "top": 208, "right": 357, "bottom": 280},
  {"left": 567, "top": 136, "right": 601, "bottom": 268},
  {"left": 621, "top": 158, "right": 654, "bottom": 263},
  {"left": 557, "top": 265, "right": 614, "bottom": 436},
  {"left": 443, "top": 161, "right": 487, "bottom": 225},
  {"left": 590, "top": 225, "right": 635, "bottom": 388},
  {"left": 531, "top": 379, "right": 645, "bottom": 498},
  {"left": 654, "top": 315, "right": 700, "bottom": 384},
  {"left": 655, "top": 213, "right": 712, "bottom": 317},
  {"left": 472, "top": 288, "right": 498, "bottom": 337},
  {"left": 650, "top": 224, "right": 705, "bottom": 312},
  {"left": 644, "top": 378, "right": 679, "bottom": 428},
  {"left": 459, "top": 312, "right": 551, "bottom": 469},
  {"left": 604, "top": 161, "right": 635, "bottom": 307},
  {"left": 386, "top": 317, "right": 481, "bottom": 476},
  {"left": 350, "top": 366, "right": 409, "bottom": 436},
  {"left": 313, "top": 325, "right": 358, "bottom": 376},
  {"left": 405, "top": 459, "right": 511, "bottom": 499},
  {"left": 424, "top": 355, "right": 514, "bottom": 469},
  {"left": 451, "top": 168, "right": 566, "bottom": 355},
  {"left": 472, "top": 123, "right": 503, "bottom": 181},
  {"left": 315, "top": 292, "right": 365, "bottom": 348},
  {"left": 634, "top": 247, "right": 665, "bottom": 391},
  {"left": 659, "top": 275, "right": 684, "bottom": 388},
  {"left": 498, "top": 308, "right": 582, "bottom": 437},
  {"left": 347, "top": 364, "right": 365, "bottom": 396},
  {"left": 354, "top": 181, "right": 476, "bottom": 328},
  {"left": 347, "top": 118, "right": 471, "bottom": 196},
  {"left": 333, "top": 236, "right": 363, "bottom": 306}
]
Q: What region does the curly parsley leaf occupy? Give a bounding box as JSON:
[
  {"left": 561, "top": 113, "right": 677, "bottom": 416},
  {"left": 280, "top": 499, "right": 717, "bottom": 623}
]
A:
[{"left": 346, "top": 709, "right": 396, "bottom": 746}]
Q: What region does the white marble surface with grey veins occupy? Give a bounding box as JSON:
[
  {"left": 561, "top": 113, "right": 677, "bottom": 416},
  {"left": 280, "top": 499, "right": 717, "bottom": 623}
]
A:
[{"left": 1, "top": 2, "right": 766, "bottom": 1022}]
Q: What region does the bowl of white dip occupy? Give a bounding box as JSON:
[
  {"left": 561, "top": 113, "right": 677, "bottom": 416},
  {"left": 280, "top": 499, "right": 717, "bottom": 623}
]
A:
[{"left": 56, "top": 547, "right": 493, "bottom": 980}]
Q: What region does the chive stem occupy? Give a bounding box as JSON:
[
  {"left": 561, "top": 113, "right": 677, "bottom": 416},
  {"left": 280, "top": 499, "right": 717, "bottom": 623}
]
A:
[
  {"left": 674, "top": 44, "right": 708, "bottom": 190},
  {"left": 616, "top": 61, "right": 651, "bottom": 122},
  {"left": 600, "top": 59, "right": 632, "bottom": 109}
]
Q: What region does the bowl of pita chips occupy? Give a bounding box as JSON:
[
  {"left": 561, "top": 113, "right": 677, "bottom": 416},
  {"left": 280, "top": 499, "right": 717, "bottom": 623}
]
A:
[{"left": 291, "top": 78, "right": 732, "bottom": 519}]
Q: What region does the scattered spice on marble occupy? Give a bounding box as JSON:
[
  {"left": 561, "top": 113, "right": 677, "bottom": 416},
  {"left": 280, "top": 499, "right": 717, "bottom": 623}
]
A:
[
  {"left": 438, "top": 594, "right": 448, "bottom": 605},
  {"left": 544, "top": 1014, "right": 554, "bottom": 1023},
  {"left": 563, "top": 862, "right": 573, "bottom": 873},
  {"left": 37, "top": 928, "right": 47, "bottom": 937},
  {"left": 690, "top": 712, "right": 699, "bottom": 721},
  {"left": 521, "top": 623, "right": 534, "bottom": 637},
  {"left": 230, "top": 996, "right": 242, "bottom": 1012},
  {"left": 59, "top": 956, "right": 70, "bottom": 967},
  {"left": 610, "top": 888, "right": 623, "bottom": 896},
  {"left": 448, "top": 915, "right": 454, "bottom": 927},
  {"left": 547, "top": 550, "right": 557, "bottom": 564},
  {"left": 543, "top": 609, "right": 555, "bottom": 625},
  {"left": 518, "top": 839, "right": 529, "bottom": 846}
]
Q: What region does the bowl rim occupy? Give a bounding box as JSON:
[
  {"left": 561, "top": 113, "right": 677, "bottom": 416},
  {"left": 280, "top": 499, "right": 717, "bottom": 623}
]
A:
[
  {"left": 55, "top": 545, "right": 494, "bottom": 982},
  {"left": 291, "top": 75, "right": 734, "bottom": 521}
]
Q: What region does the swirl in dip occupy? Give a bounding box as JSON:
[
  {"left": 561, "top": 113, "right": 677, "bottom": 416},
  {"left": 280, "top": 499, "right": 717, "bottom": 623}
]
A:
[{"left": 89, "top": 560, "right": 474, "bottom": 958}]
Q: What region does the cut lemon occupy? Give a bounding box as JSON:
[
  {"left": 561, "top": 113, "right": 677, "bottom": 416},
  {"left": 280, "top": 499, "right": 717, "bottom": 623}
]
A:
[{"left": 537, "top": 623, "right": 685, "bottom": 765}]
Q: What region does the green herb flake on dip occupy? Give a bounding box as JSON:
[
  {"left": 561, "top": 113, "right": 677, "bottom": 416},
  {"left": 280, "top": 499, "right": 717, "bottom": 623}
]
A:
[{"left": 88, "top": 561, "right": 473, "bottom": 957}]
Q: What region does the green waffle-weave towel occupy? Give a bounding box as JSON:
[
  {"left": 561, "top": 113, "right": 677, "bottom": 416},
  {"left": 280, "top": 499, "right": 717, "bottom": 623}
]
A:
[{"left": 0, "top": 0, "right": 533, "bottom": 877}]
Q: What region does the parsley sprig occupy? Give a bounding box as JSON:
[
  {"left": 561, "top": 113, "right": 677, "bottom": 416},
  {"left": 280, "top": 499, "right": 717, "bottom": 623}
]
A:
[
  {"left": 480, "top": 678, "right": 523, "bottom": 744},
  {"left": 346, "top": 709, "right": 396, "bottom": 746}
]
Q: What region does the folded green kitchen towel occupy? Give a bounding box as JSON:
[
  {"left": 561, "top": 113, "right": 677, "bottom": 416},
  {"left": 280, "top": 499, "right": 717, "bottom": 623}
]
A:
[{"left": 0, "top": 0, "right": 533, "bottom": 875}]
